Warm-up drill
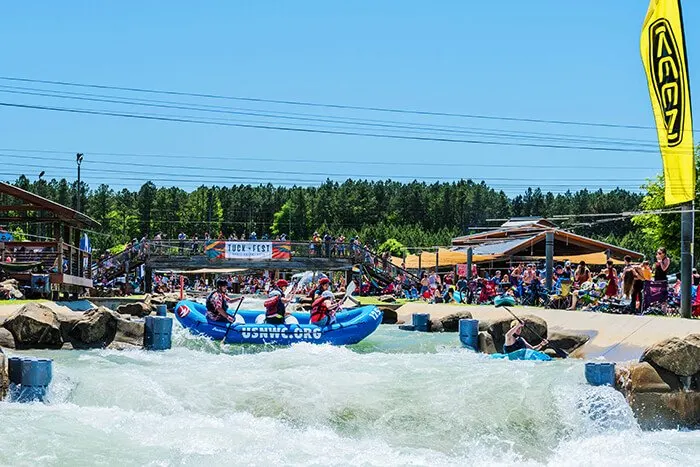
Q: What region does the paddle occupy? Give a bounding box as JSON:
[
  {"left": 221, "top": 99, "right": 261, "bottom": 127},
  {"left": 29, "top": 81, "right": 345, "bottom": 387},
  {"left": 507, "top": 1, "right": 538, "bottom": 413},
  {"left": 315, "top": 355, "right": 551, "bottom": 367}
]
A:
[
  {"left": 222, "top": 296, "right": 244, "bottom": 344},
  {"left": 494, "top": 302, "right": 569, "bottom": 359},
  {"left": 338, "top": 280, "right": 357, "bottom": 308}
]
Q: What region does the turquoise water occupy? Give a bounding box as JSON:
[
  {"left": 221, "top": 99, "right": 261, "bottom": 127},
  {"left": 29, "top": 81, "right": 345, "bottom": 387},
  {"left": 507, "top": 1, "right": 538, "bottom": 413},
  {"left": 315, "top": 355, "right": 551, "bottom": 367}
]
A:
[{"left": 1, "top": 308, "right": 699, "bottom": 465}]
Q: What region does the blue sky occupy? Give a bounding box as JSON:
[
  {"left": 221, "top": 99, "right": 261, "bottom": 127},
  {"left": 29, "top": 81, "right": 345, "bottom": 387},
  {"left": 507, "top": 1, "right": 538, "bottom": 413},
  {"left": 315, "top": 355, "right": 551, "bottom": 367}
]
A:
[{"left": 0, "top": 0, "right": 698, "bottom": 195}]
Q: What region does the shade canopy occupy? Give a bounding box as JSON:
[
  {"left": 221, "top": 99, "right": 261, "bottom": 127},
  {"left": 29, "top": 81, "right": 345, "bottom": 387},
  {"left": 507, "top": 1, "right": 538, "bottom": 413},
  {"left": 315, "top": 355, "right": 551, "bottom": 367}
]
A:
[{"left": 393, "top": 248, "right": 497, "bottom": 269}]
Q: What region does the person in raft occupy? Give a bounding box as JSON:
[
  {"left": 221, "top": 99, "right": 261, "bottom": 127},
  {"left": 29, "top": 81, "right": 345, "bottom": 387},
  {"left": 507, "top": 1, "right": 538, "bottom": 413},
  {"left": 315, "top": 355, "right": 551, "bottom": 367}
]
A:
[
  {"left": 311, "top": 290, "right": 338, "bottom": 327},
  {"left": 309, "top": 277, "right": 331, "bottom": 300},
  {"left": 206, "top": 279, "right": 245, "bottom": 324},
  {"left": 263, "top": 279, "right": 298, "bottom": 325},
  {"left": 503, "top": 320, "right": 548, "bottom": 354}
]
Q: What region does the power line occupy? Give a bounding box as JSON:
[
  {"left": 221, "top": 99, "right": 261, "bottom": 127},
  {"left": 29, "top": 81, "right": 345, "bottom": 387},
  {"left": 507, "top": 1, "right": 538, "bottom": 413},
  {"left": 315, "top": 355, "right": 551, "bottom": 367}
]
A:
[
  {"left": 0, "top": 84, "right": 665, "bottom": 148},
  {"left": 2, "top": 75, "right": 693, "bottom": 133},
  {"left": 0, "top": 148, "right": 662, "bottom": 171},
  {"left": 0, "top": 101, "right": 674, "bottom": 155},
  {"left": 0, "top": 154, "right": 654, "bottom": 184}
]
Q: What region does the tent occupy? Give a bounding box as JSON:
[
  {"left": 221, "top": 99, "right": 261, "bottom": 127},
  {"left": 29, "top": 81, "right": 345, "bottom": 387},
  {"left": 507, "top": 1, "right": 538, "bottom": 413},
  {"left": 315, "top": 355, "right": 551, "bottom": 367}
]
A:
[{"left": 392, "top": 248, "right": 498, "bottom": 269}]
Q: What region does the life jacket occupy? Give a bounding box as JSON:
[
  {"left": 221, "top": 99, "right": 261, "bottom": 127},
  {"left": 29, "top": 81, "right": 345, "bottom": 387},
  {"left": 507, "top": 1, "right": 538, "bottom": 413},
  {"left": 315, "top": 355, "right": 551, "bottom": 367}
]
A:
[
  {"left": 206, "top": 291, "right": 228, "bottom": 313},
  {"left": 310, "top": 296, "right": 331, "bottom": 323},
  {"left": 264, "top": 295, "right": 285, "bottom": 320}
]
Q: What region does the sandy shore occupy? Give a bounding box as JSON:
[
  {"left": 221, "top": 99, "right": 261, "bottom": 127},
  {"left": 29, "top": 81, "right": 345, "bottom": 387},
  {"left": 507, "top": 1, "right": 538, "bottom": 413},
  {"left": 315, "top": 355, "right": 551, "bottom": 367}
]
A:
[{"left": 397, "top": 303, "right": 700, "bottom": 361}]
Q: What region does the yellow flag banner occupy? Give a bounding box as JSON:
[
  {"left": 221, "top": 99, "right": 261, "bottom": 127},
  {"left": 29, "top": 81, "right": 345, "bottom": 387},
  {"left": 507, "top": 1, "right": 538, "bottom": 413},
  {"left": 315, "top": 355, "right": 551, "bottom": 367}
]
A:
[{"left": 641, "top": 0, "right": 695, "bottom": 206}]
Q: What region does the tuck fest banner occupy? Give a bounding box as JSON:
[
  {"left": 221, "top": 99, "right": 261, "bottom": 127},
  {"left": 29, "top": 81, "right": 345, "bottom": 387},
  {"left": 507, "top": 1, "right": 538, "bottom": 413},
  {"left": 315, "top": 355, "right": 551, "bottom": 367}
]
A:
[
  {"left": 641, "top": 0, "right": 695, "bottom": 206},
  {"left": 205, "top": 241, "right": 291, "bottom": 261}
]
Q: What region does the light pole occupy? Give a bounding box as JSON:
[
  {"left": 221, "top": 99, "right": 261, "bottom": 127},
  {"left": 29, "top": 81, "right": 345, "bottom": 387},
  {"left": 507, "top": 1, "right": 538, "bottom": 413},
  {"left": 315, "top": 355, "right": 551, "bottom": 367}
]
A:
[{"left": 76, "top": 153, "right": 84, "bottom": 212}]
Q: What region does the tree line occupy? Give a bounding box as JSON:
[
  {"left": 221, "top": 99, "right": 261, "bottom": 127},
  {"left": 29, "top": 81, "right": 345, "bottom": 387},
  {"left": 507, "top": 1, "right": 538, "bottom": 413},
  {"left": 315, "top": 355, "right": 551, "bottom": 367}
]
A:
[{"left": 3, "top": 174, "right": 659, "bottom": 256}]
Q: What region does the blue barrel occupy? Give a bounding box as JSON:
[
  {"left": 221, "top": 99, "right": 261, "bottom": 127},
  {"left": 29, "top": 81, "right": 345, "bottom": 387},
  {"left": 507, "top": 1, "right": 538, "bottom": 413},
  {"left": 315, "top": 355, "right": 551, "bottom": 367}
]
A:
[
  {"left": 459, "top": 319, "right": 479, "bottom": 351},
  {"left": 412, "top": 313, "right": 430, "bottom": 332},
  {"left": 585, "top": 362, "right": 616, "bottom": 386},
  {"left": 155, "top": 304, "right": 167, "bottom": 317},
  {"left": 144, "top": 316, "right": 173, "bottom": 350},
  {"left": 12, "top": 357, "right": 53, "bottom": 402}
]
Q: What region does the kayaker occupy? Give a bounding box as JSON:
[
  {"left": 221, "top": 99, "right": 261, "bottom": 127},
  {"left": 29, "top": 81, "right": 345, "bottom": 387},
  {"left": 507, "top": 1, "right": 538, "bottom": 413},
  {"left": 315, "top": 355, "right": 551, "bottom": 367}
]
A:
[
  {"left": 503, "top": 320, "right": 548, "bottom": 354},
  {"left": 311, "top": 290, "right": 338, "bottom": 327},
  {"left": 206, "top": 279, "right": 244, "bottom": 323}
]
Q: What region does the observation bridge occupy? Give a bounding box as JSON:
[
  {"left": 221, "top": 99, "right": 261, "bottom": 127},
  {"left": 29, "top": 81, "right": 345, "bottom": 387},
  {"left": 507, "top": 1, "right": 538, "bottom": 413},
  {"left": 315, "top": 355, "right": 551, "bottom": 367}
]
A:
[{"left": 93, "top": 240, "right": 419, "bottom": 290}]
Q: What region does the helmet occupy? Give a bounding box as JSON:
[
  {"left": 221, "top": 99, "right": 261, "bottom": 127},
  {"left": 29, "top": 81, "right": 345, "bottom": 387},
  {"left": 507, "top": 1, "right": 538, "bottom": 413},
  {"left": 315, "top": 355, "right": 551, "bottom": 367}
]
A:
[
  {"left": 319, "top": 277, "right": 331, "bottom": 286},
  {"left": 216, "top": 279, "right": 228, "bottom": 288},
  {"left": 321, "top": 290, "right": 334, "bottom": 299},
  {"left": 276, "top": 279, "right": 289, "bottom": 288}
]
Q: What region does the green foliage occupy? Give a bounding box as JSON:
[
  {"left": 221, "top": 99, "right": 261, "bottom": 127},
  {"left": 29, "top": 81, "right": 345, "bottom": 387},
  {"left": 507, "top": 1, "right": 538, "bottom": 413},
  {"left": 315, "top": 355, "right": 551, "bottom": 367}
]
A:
[
  {"left": 377, "top": 238, "right": 407, "bottom": 257},
  {"left": 632, "top": 146, "right": 700, "bottom": 260},
  {"left": 1, "top": 176, "right": 648, "bottom": 255},
  {"left": 10, "top": 227, "right": 27, "bottom": 241}
]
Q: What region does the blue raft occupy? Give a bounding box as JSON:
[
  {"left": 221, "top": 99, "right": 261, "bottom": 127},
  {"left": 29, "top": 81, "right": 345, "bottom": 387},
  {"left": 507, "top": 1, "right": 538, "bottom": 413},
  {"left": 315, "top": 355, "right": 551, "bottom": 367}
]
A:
[
  {"left": 174, "top": 300, "right": 383, "bottom": 345},
  {"left": 490, "top": 348, "right": 552, "bottom": 361}
]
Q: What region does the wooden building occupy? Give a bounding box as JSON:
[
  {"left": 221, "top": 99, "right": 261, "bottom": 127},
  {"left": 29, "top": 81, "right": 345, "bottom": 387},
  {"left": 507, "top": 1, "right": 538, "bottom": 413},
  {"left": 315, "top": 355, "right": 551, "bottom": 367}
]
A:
[
  {"left": 0, "top": 182, "right": 99, "bottom": 298},
  {"left": 452, "top": 217, "right": 643, "bottom": 266}
]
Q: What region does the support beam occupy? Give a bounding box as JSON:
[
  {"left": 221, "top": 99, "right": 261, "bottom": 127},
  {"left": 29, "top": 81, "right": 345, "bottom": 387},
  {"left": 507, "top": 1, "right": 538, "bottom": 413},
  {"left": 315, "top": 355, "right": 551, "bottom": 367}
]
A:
[
  {"left": 144, "top": 266, "right": 153, "bottom": 293},
  {"left": 680, "top": 203, "right": 694, "bottom": 319},
  {"left": 466, "top": 247, "right": 473, "bottom": 280},
  {"left": 545, "top": 231, "right": 554, "bottom": 290}
]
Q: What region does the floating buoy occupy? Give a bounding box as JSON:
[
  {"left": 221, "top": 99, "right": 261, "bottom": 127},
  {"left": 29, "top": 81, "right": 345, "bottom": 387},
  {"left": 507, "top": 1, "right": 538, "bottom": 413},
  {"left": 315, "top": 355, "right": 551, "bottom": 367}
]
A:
[
  {"left": 585, "top": 362, "right": 616, "bottom": 386},
  {"left": 7, "top": 356, "right": 53, "bottom": 403},
  {"left": 411, "top": 313, "right": 430, "bottom": 332},
  {"left": 144, "top": 316, "right": 173, "bottom": 350},
  {"left": 458, "top": 319, "right": 479, "bottom": 351},
  {"left": 155, "top": 304, "right": 168, "bottom": 317}
]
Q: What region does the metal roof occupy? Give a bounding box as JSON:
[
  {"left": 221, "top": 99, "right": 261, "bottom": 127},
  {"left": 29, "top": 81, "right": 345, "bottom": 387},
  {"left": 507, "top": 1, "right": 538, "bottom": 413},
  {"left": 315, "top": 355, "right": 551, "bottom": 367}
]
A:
[
  {"left": 456, "top": 235, "right": 540, "bottom": 256},
  {"left": 0, "top": 182, "right": 100, "bottom": 228}
]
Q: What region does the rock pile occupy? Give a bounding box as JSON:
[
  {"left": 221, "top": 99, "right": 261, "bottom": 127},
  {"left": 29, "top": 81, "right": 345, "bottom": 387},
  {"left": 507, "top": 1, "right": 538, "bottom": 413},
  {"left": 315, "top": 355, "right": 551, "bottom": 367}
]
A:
[
  {"left": 1, "top": 279, "right": 23, "bottom": 299},
  {"left": 0, "top": 303, "right": 144, "bottom": 350},
  {"left": 616, "top": 333, "right": 700, "bottom": 429}
]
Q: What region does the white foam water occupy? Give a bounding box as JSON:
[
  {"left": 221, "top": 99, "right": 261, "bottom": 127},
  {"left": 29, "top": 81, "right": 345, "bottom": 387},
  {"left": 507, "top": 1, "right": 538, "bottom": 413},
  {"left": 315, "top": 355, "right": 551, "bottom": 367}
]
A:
[{"left": 1, "top": 326, "right": 698, "bottom": 466}]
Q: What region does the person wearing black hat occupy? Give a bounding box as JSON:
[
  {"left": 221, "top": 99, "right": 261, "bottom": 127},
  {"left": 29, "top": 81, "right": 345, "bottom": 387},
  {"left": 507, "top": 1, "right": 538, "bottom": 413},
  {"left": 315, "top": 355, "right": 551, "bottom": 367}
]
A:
[{"left": 206, "top": 279, "right": 244, "bottom": 323}]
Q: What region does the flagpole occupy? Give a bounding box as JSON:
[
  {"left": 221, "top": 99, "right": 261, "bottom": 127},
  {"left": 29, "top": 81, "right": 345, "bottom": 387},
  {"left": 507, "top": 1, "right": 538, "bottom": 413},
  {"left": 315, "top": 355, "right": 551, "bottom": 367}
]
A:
[{"left": 680, "top": 201, "right": 693, "bottom": 318}]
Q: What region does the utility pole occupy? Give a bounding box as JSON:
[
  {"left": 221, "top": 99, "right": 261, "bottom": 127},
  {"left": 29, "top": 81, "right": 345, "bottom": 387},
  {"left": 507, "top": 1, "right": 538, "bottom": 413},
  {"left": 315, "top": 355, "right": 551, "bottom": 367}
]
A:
[
  {"left": 76, "top": 153, "right": 84, "bottom": 212},
  {"left": 680, "top": 203, "right": 694, "bottom": 319}
]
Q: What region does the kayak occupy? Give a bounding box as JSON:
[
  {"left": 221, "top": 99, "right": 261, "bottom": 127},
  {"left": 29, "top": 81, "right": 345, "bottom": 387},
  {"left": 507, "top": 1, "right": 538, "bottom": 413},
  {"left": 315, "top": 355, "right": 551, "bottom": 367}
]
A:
[
  {"left": 490, "top": 348, "right": 552, "bottom": 361},
  {"left": 174, "top": 300, "right": 383, "bottom": 345}
]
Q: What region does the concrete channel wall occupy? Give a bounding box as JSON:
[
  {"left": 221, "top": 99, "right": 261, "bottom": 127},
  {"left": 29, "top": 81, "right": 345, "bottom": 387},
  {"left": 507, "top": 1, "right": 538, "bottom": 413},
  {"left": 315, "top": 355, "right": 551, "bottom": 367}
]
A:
[{"left": 396, "top": 303, "right": 700, "bottom": 361}]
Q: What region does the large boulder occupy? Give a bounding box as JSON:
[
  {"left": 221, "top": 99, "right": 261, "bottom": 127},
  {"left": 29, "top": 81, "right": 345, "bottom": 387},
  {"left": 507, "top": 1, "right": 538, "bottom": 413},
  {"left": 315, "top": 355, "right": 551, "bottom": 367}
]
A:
[
  {"left": 478, "top": 331, "right": 497, "bottom": 354},
  {"left": 65, "top": 307, "right": 118, "bottom": 349},
  {"left": 479, "top": 314, "right": 547, "bottom": 353},
  {"left": 626, "top": 392, "right": 700, "bottom": 430},
  {"left": 64, "top": 307, "right": 144, "bottom": 348},
  {"left": 116, "top": 302, "right": 153, "bottom": 318},
  {"left": 378, "top": 307, "right": 398, "bottom": 324},
  {"left": 546, "top": 331, "right": 589, "bottom": 355},
  {"left": 616, "top": 362, "right": 679, "bottom": 394},
  {"left": 2, "top": 303, "right": 63, "bottom": 349},
  {"left": 640, "top": 334, "right": 700, "bottom": 377},
  {"left": 113, "top": 314, "right": 145, "bottom": 346},
  {"left": 0, "top": 327, "right": 15, "bottom": 349},
  {"left": 0, "top": 349, "right": 7, "bottom": 400},
  {"left": 430, "top": 311, "right": 474, "bottom": 333}
]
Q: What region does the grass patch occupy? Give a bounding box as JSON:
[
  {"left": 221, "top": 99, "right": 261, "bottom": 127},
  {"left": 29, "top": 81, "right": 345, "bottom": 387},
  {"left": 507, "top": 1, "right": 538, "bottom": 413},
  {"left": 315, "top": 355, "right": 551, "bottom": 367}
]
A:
[
  {"left": 0, "top": 299, "right": 49, "bottom": 305},
  {"left": 356, "top": 296, "right": 409, "bottom": 306}
]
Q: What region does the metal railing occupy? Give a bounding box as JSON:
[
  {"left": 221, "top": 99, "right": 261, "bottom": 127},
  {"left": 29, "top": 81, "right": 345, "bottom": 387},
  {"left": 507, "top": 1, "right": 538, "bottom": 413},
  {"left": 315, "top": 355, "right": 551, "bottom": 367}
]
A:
[{"left": 0, "top": 241, "right": 91, "bottom": 278}]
